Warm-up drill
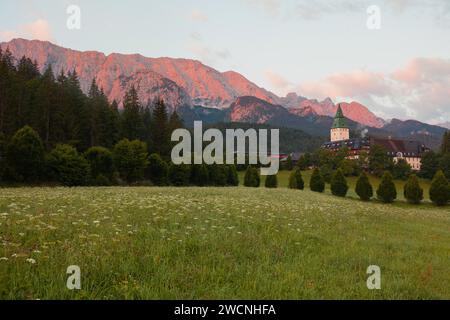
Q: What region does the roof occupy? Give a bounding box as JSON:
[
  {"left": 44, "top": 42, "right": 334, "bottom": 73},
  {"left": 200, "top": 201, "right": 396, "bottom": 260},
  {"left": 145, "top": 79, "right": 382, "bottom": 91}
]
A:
[
  {"left": 332, "top": 105, "right": 348, "bottom": 129},
  {"left": 370, "top": 138, "right": 426, "bottom": 157},
  {"left": 322, "top": 137, "right": 429, "bottom": 157}
]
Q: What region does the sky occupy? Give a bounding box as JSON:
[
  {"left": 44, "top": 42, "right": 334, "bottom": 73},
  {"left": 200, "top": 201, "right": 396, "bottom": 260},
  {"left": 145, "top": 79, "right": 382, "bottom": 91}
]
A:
[{"left": 0, "top": 0, "right": 449, "bottom": 124}]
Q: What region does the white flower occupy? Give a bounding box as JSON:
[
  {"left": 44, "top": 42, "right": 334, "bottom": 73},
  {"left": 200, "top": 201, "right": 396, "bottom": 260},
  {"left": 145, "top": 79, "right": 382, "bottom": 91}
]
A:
[
  {"left": 0, "top": 257, "right": 8, "bottom": 261},
  {"left": 26, "top": 258, "right": 36, "bottom": 264}
]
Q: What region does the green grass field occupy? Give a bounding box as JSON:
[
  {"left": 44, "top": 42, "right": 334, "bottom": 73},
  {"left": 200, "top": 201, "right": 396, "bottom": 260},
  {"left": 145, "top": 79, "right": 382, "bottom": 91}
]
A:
[{"left": 0, "top": 174, "right": 449, "bottom": 299}]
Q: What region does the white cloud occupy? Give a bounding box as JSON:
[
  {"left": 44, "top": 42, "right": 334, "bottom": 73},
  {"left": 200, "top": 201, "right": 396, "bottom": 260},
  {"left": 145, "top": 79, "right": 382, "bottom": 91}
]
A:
[
  {"left": 189, "top": 9, "right": 208, "bottom": 22},
  {"left": 264, "top": 70, "right": 294, "bottom": 95},
  {"left": 296, "top": 58, "right": 450, "bottom": 123},
  {"left": 187, "top": 33, "right": 231, "bottom": 67},
  {"left": 0, "top": 19, "right": 53, "bottom": 42}
]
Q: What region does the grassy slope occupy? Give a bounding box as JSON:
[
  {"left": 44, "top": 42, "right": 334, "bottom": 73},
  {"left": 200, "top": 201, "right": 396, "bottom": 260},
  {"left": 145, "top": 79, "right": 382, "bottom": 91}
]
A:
[{"left": 0, "top": 184, "right": 449, "bottom": 299}]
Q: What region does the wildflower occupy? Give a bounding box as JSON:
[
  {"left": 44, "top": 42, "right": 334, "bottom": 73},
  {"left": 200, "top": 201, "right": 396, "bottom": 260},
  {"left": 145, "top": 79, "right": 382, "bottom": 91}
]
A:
[
  {"left": 0, "top": 257, "right": 8, "bottom": 261},
  {"left": 26, "top": 258, "right": 36, "bottom": 264}
]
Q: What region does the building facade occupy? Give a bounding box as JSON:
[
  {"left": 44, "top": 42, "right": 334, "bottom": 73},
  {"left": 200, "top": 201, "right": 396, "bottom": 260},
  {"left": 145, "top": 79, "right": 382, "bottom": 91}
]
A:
[{"left": 322, "top": 105, "right": 429, "bottom": 171}]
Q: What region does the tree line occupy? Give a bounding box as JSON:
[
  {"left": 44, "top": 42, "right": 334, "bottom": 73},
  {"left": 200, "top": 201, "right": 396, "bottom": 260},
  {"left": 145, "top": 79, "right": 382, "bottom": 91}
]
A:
[{"left": 0, "top": 48, "right": 182, "bottom": 154}]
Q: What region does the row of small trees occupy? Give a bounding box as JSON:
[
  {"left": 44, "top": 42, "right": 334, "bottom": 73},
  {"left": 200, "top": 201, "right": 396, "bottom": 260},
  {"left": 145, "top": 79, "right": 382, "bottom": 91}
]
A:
[
  {"left": 0, "top": 125, "right": 239, "bottom": 187},
  {"left": 308, "top": 167, "right": 450, "bottom": 206},
  {"left": 243, "top": 164, "right": 449, "bottom": 206}
]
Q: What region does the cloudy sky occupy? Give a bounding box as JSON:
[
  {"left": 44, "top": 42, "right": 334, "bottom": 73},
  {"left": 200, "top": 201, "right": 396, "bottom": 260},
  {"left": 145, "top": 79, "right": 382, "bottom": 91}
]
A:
[{"left": 1, "top": 0, "right": 449, "bottom": 124}]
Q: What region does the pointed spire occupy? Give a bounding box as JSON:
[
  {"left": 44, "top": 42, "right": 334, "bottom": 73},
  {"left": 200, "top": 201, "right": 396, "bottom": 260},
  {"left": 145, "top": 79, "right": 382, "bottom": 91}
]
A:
[{"left": 332, "top": 104, "right": 348, "bottom": 129}]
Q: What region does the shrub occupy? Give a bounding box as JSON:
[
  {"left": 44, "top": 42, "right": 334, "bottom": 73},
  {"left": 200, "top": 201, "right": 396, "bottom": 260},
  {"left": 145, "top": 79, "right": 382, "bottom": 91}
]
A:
[
  {"left": 355, "top": 172, "right": 373, "bottom": 201},
  {"left": 94, "top": 174, "right": 112, "bottom": 186},
  {"left": 244, "top": 166, "right": 260, "bottom": 187},
  {"left": 227, "top": 165, "right": 239, "bottom": 186},
  {"left": 429, "top": 170, "right": 450, "bottom": 206},
  {"left": 209, "top": 164, "right": 227, "bottom": 186},
  {"left": 7, "top": 126, "right": 45, "bottom": 182},
  {"left": 47, "top": 144, "right": 90, "bottom": 186},
  {"left": 191, "top": 164, "right": 209, "bottom": 186},
  {"left": 84, "top": 147, "right": 114, "bottom": 182},
  {"left": 112, "top": 139, "right": 148, "bottom": 183},
  {"left": 169, "top": 164, "right": 191, "bottom": 186},
  {"left": 288, "top": 167, "right": 304, "bottom": 190},
  {"left": 330, "top": 169, "right": 348, "bottom": 197},
  {"left": 265, "top": 174, "right": 278, "bottom": 188},
  {"left": 403, "top": 174, "right": 423, "bottom": 204},
  {"left": 376, "top": 171, "right": 397, "bottom": 203},
  {"left": 393, "top": 158, "right": 412, "bottom": 180},
  {"left": 147, "top": 153, "right": 169, "bottom": 186},
  {"left": 319, "top": 164, "right": 333, "bottom": 183},
  {"left": 310, "top": 168, "right": 325, "bottom": 193}
]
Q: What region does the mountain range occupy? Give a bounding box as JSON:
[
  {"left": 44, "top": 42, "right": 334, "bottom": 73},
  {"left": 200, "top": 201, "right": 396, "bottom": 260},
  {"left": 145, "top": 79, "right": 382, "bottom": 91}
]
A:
[{"left": 0, "top": 38, "right": 447, "bottom": 149}]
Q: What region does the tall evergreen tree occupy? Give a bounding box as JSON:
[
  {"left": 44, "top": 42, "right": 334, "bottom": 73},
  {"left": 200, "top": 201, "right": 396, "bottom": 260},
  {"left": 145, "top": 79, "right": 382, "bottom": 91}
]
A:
[
  {"left": 265, "top": 174, "right": 278, "bottom": 188},
  {"left": 330, "top": 169, "right": 348, "bottom": 197},
  {"left": 288, "top": 167, "right": 304, "bottom": 190},
  {"left": 151, "top": 98, "right": 170, "bottom": 158},
  {"left": 355, "top": 172, "right": 373, "bottom": 201},
  {"left": 309, "top": 168, "right": 325, "bottom": 193},
  {"left": 403, "top": 174, "right": 423, "bottom": 204},
  {"left": 121, "top": 85, "right": 144, "bottom": 141},
  {"left": 429, "top": 170, "right": 450, "bottom": 206},
  {"left": 376, "top": 171, "right": 397, "bottom": 203}
]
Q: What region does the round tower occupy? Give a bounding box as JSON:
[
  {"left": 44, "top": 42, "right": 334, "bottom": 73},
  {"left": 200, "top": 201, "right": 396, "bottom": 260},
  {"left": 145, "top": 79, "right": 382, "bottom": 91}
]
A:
[{"left": 330, "top": 104, "right": 349, "bottom": 142}]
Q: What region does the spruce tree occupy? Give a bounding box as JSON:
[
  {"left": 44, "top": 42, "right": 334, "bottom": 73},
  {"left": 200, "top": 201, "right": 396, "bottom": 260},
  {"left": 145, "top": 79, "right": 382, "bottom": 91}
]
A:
[
  {"left": 151, "top": 98, "right": 170, "bottom": 158},
  {"left": 288, "top": 167, "right": 304, "bottom": 190},
  {"left": 265, "top": 174, "right": 278, "bottom": 188},
  {"left": 121, "top": 85, "right": 144, "bottom": 141},
  {"left": 429, "top": 170, "right": 450, "bottom": 206},
  {"left": 355, "top": 172, "right": 373, "bottom": 201},
  {"left": 403, "top": 174, "right": 423, "bottom": 204},
  {"left": 226, "top": 164, "right": 239, "bottom": 186},
  {"left": 330, "top": 169, "right": 348, "bottom": 197},
  {"left": 309, "top": 168, "right": 325, "bottom": 193},
  {"left": 376, "top": 171, "right": 397, "bottom": 203},
  {"left": 244, "top": 166, "right": 259, "bottom": 187}
]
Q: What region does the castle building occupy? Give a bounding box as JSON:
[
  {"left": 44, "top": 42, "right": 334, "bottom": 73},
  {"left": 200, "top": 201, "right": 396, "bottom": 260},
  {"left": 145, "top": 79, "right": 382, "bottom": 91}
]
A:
[{"left": 322, "top": 105, "right": 429, "bottom": 171}]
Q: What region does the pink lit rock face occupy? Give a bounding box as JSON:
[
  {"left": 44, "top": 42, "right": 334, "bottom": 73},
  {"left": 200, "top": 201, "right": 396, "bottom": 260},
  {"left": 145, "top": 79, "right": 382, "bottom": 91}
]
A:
[
  {"left": 1, "top": 38, "right": 384, "bottom": 127},
  {"left": 1, "top": 39, "right": 277, "bottom": 111},
  {"left": 287, "top": 95, "right": 384, "bottom": 128}
]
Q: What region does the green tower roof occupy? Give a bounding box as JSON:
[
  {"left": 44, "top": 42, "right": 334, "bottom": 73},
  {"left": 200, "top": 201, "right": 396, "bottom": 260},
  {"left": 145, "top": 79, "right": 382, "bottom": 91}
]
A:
[{"left": 332, "top": 105, "right": 348, "bottom": 129}]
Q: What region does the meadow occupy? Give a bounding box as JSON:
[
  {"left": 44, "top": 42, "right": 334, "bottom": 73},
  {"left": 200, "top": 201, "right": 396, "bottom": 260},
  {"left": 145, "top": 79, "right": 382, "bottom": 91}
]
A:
[{"left": 0, "top": 175, "right": 449, "bottom": 299}]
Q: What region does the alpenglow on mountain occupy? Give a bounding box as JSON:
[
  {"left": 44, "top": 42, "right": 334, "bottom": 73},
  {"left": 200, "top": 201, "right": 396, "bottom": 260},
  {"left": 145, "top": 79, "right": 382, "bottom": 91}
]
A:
[{"left": 1, "top": 38, "right": 384, "bottom": 128}]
